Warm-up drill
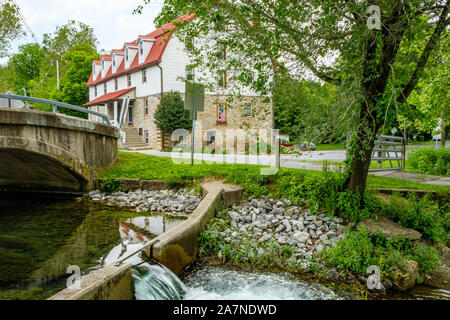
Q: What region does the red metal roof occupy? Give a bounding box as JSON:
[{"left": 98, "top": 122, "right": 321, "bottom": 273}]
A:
[
  {"left": 84, "top": 87, "right": 136, "bottom": 106},
  {"left": 102, "top": 55, "right": 112, "bottom": 60},
  {"left": 86, "top": 13, "right": 196, "bottom": 87}
]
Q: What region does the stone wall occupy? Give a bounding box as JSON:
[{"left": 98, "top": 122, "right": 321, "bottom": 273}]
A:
[{"left": 126, "top": 94, "right": 273, "bottom": 152}]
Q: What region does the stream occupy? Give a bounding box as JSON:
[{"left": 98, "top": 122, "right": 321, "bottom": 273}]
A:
[{"left": 0, "top": 192, "right": 447, "bottom": 300}]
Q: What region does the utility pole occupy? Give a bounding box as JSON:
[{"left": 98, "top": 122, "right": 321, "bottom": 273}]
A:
[
  {"left": 191, "top": 82, "right": 196, "bottom": 167},
  {"left": 56, "top": 60, "right": 60, "bottom": 90},
  {"left": 403, "top": 117, "right": 407, "bottom": 170}
]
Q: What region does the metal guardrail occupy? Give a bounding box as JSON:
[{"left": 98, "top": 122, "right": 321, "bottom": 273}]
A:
[
  {"left": 369, "top": 135, "right": 405, "bottom": 171},
  {"left": 0, "top": 93, "right": 111, "bottom": 125}
]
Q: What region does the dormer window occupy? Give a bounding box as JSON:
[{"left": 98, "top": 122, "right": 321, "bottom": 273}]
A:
[
  {"left": 93, "top": 64, "right": 95, "bottom": 74},
  {"left": 139, "top": 41, "right": 143, "bottom": 55},
  {"left": 127, "top": 74, "right": 132, "bottom": 87},
  {"left": 125, "top": 47, "right": 129, "bottom": 61},
  {"left": 112, "top": 54, "right": 116, "bottom": 67},
  {"left": 104, "top": 82, "right": 107, "bottom": 94},
  {"left": 101, "top": 58, "right": 104, "bottom": 70}
]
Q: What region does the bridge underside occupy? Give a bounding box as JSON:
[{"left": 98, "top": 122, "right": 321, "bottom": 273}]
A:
[{"left": 0, "top": 149, "right": 88, "bottom": 192}]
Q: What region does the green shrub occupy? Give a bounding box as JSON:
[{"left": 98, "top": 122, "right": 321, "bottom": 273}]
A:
[
  {"left": 100, "top": 179, "right": 122, "bottom": 193},
  {"left": 383, "top": 194, "right": 449, "bottom": 244},
  {"left": 410, "top": 245, "right": 441, "bottom": 273},
  {"left": 321, "top": 226, "right": 378, "bottom": 274},
  {"left": 408, "top": 147, "right": 450, "bottom": 176}
]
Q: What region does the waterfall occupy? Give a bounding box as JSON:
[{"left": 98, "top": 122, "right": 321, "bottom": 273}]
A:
[{"left": 133, "top": 261, "right": 187, "bottom": 300}]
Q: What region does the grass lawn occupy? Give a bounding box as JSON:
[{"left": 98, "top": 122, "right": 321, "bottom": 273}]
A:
[
  {"left": 316, "top": 144, "right": 346, "bottom": 151},
  {"left": 99, "top": 152, "right": 450, "bottom": 194}
]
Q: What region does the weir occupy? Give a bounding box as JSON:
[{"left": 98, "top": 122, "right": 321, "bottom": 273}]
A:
[{"left": 49, "top": 181, "right": 244, "bottom": 300}]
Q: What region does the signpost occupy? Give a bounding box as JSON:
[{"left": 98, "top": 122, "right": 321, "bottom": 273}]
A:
[{"left": 184, "top": 81, "right": 205, "bottom": 166}]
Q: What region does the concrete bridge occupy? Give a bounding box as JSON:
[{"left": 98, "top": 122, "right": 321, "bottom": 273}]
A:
[{"left": 0, "top": 108, "right": 119, "bottom": 192}]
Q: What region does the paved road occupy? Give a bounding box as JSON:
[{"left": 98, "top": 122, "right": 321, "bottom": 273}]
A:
[{"left": 128, "top": 148, "right": 449, "bottom": 187}]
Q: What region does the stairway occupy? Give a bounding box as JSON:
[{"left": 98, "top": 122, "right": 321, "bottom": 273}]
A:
[{"left": 122, "top": 127, "right": 151, "bottom": 151}]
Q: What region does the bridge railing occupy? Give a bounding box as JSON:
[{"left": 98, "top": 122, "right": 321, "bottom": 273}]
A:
[{"left": 0, "top": 93, "right": 111, "bottom": 125}]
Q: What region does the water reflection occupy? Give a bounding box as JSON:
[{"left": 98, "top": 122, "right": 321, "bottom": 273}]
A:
[{"left": 0, "top": 192, "right": 185, "bottom": 300}]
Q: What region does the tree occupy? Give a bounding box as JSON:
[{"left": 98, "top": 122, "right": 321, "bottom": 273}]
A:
[
  {"left": 0, "top": 0, "right": 23, "bottom": 57},
  {"left": 272, "top": 72, "right": 345, "bottom": 144},
  {"left": 407, "top": 28, "right": 449, "bottom": 147},
  {"left": 9, "top": 43, "right": 44, "bottom": 92},
  {"left": 148, "top": 0, "right": 449, "bottom": 202},
  {"left": 51, "top": 49, "right": 100, "bottom": 117},
  {"left": 154, "top": 91, "right": 192, "bottom": 148}
]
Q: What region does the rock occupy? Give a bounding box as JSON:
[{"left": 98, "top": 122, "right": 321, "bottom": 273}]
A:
[
  {"left": 358, "top": 216, "right": 422, "bottom": 241},
  {"left": 275, "top": 224, "right": 286, "bottom": 233},
  {"left": 283, "top": 220, "right": 292, "bottom": 232},
  {"left": 424, "top": 265, "right": 450, "bottom": 290},
  {"left": 319, "top": 234, "right": 328, "bottom": 241},
  {"left": 394, "top": 260, "right": 419, "bottom": 291},
  {"left": 250, "top": 199, "right": 259, "bottom": 207},
  {"left": 327, "top": 269, "right": 340, "bottom": 281},
  {"left": 228, "top": 211, "right": 241, "bottom": 222},
  {"left": 293, "top": 231, "right": 310, "bottom": 243}
]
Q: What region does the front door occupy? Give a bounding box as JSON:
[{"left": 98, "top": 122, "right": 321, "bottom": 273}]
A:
[{"left": 128, "top": 106, "right": 133, "bottom": 124}]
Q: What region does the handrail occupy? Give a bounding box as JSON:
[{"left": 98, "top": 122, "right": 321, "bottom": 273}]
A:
[
  {"left": 111, "top": 119, "right": 126, "bottom": 143},
  {"left": 0, "top": 93, "right": 111, "bottom": 125}
]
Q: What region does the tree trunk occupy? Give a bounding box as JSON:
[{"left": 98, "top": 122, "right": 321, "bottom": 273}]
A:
[
  {"left": 346, "top": 131, "right": 376, "bottom": 202},
  {"left": 441, "top": 120, "right": 446, "bottom": 148}
]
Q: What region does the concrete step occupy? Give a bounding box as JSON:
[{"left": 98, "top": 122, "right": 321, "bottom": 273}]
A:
[
  {"left": 128, "top": 146, "right": 152, "bottom": 151},
  {"left": 124, "top": 144, "right": 149, "bottom": 148}
]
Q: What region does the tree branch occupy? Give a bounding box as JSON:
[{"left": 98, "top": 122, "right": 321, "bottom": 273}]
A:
[{"left": 398, "top": 0, "right": 449, "bottom": 103}]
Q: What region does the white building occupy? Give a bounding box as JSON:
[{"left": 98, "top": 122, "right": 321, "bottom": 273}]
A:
[{"left": 84, "top": 14, "right": 272, "bottom": 151}]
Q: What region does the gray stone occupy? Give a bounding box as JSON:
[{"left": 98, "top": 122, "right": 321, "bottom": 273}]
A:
[{"left": 293, "top": 231, "right": 310, "bottom": 243}]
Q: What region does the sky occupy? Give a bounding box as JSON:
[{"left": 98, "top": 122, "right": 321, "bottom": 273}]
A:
[{"left": 1, "top": 0, "right": 164, "bottom": 63}]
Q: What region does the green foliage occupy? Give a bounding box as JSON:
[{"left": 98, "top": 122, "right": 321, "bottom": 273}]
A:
[
  {"left": 154, "top": 91, "right": 192, "bottom": 135},
  {"left": 0, "top": 20, "right": 98, "bottom": 117},
  {"left": 382, "top": 193, "right": 449, "bottom": 245},
  {"left": 9, "top": 43, "right": 45, "bottom": 92},
  {"left": 0, "top": 0, "right": 23, "bottom": 57},
  {"left": 410, "top": 245, "right": 441, "bottom": 273},
  {"left": 321, "top": 226, "right": 440, "bottom": 277},
  {"left": 100, "top": 179, "right": 122, "bottom": 193},
  {"left": 273, "top": 75, "right": 345, "bottom": 144},
  {"left": 321, "top": 226, "right": 378, "bottom": 275},
  {"left": 408, "top": 147, "right": 450, "bottom": 176}
]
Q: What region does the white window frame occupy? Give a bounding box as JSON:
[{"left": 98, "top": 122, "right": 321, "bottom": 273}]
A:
[
  {"left": 142, "top": 69, "right": 147, "bottom": 83},
  {"left": 245, "top": 104, "right": 252, "bottom": 117}
]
